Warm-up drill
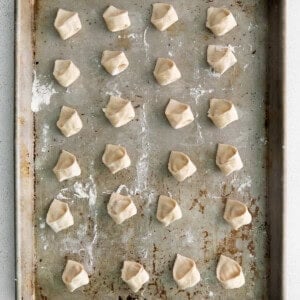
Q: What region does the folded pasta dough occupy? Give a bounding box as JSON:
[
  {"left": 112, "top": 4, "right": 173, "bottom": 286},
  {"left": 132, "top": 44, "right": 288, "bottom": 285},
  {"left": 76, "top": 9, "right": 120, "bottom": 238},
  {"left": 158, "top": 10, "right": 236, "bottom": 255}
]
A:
[
  {"left": 216, "top": 255, "right": 245, "bottom": 289},
  {"left": 103, "top": 5, "right": 131, "bottom": 32},
  {"left": 168, "top": 151, "right": 197, "bottom": 182},
  {"left": 54, "top": 9, "right": 82, "bottom": 40},
  {"left": 121, "top": 261, "right": 149, "bottom": 292},
  {"left": 57, "top": 106, "right": 83, "bottom": 137},
  {"left": 107, "top": 192, "right": 137, "bottom": 224},
  {"left": 165, "top": 99, "right": 194, "bottom": 129},
  {"left": 62, "top": 260, "right": 89, "bottom": 292},
  {"left": 206, "top": 7, "right": 237, "bottom": 36},
  {"left": 216, "top": 144, "right": 243, "bottom": 176},
  {"left": 53, "top": 150, "right": 81, "bottom": 182},
  {"left": 208, "top": 98, "right": 238, "bottom": 128},
  {"left": 101, "top": 50, "right": 129, "bottom": 76},
  {"left": 151, "top": 3, "right": 179, "bottom": 31},
  {"left": 156, "top": 195, "right": 182, "bottom": 226},
  {"left": 224, "top": 199, "right": 252, "bottom": 230},
  {"left": 173, "top": 254, "right": 201, "bottom": 290},
  {"left": 46, "top": 199, "right": 74, "bottom": 233},
  {"left": 53, "top": 59, "right": 80, "bottom": 88},
  {"left": 102, "top": 96, "right": 135, "bottom": 127},
  {"left": 102, "top": 144, "right": 131, "bottom": 174},
  {"left": 207, "top": 45, "right": 237, "bottom": 75},
  {"left": 153, "top": 58, "right": 181, "bottom": 86}
]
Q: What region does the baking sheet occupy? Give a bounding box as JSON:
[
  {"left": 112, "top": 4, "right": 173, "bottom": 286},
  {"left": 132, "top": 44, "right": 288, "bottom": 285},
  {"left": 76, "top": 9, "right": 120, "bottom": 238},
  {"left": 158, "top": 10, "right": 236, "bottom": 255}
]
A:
[{"left": 15, "top": 0, "right": 285, "bottom": 299}]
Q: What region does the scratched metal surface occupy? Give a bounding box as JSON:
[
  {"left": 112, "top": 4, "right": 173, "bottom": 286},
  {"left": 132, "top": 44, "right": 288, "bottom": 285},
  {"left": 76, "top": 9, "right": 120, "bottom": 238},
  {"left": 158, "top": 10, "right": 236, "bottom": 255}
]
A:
[{"left": 33, "top": 0, "right": 268, "bottom": 299}]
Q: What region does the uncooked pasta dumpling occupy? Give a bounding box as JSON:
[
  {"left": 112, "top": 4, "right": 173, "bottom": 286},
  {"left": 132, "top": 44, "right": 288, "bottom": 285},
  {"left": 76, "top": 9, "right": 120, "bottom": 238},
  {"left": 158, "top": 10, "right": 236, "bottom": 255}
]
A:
[
  {"left": 121, "top": 261, "right": 150, "bottom": 292},
  {"left": 165, "top": 99, "right": 194, "bottom": 129},
  {"left": 46, "top": 199, "right": 74, "bottom": 233},
  {"left": 53, "top": 150, "right": 81, "bottom": 182},
  {"left": 107, "top": 192, "right": 137, "bottom": 224},
  {"left": 151, "top": 3, "right": 179, "bottom": 31},
  {"left": 224, "top": 199, "right": 252, "bottom": 230},
  {"left": 208, "top": 98, "right": 238, "bottom": 128},
  {"left": 216, "top": 255, "right": 245, "bottom": 289},
  {"left": 53, "top": 60, "right": 80, "bottom": 88},
  {"left": 101, "top": 50, "right": 129, "bottom": 76},
  {"left": 62, "top": 260, "right": 89, "bottom": 292},
  {"left": 206, "top": 7, "right": 237, "bottom": 36},
  {"left": 54, "top": 9, "right": 82, "bottom": 40},
  {"left": 102, "top": 96, "right": 135, "bottom": 127},
  {"left": 153, "top": 58, "right": 181, "bottom": 86},
  {"left": 207, "top": 45, "right": 237, "bottom": 75},
  {"left": 103, "top": 5, "right": 131, "bottom": 32},
  {"left": 216, "top": 144, "right": 243, "bottom": 176},
  {"left": 102, "top": 144, "right": 131, "bottom": 174},
  {"left": 57, "top": 106, "right": 83, "bottom": 137},
  {"left": 168, "top": 151, "right": 197, "bottom": 182},
  {"left": 173, "top": 254, "right": 201, "bottom": 290},
  {"left": 156, "top": 195, "right": 182, "bottom": 226}
]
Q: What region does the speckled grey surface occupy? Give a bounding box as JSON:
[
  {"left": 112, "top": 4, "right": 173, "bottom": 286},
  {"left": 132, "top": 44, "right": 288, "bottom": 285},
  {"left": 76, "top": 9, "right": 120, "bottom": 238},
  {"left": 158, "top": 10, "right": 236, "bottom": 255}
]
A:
[{"left": 33, "top": 1, "right": 269, "bottom": 299}]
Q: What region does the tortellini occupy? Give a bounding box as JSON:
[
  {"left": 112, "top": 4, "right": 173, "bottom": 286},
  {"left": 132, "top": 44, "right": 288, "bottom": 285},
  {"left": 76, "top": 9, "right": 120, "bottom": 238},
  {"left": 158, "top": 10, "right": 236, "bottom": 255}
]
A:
[
  {"left": 156, "top": 195, "right": 182, "bottom": 226},
  {"left": 168, "top": 151, "right": 197, "bottom": 182},
  {"left": 153, "top": 58, "right": 181, "bottom": 86},
  {"left": 207, "top": 45, "right": 237, "bottom": 75},
  {"left": 216, "top": 255, "right": 245, "bottom": 289},
  {"left": 206, "top": 7, "right": 237, "bottom": 36},
  {"left": 53, "top": 150, "right": 81, "bottom": 182},
  {"left": 102, "top": 96, "right": 135, "bottom": 127},
  {"left": 54, "top": 9, "right": 82, "bottom": 40},
  {"left": 101, "top": 50, "right": 129, "bottom": 76},
  {"left": 165, "top": 99, "right": 194, "bottom": 129},
  {"left": 107, "top": 192, "right": 137, "bottom": 224},
  {"left": 62, "top": 260, "right": 89, "bottom": 292},
  {"left": 102, "top": 144, "right": 131, "bottom": 174},
  {"left": 216, "top": 144, "right": 243, "bottom": 176},
  {"left": 121, "top": 261, "right": 150, "bottom": 293},
  {"left": 208, "top": 98, "right": 238, "bottom": 129},
  {"left": 57, "top": 106, "right": 83, "bottom": 137},
  {"left": 46, "top": 199, "right": 74, "bottom": 233},
  {"left": 103, "top": 5, "right": 131, "bottom": 32},
  {"left": 53, "top": 59, "right": 80, "bottom": 88},
  {"left": 151, "top": 3, "right": 179, "bottom": 31},
  {"left": 173, "top": 254, "right": 201, "bottom": 290},
  {"left": 224, "top": 199, "right": 252, "bottom": 230}
]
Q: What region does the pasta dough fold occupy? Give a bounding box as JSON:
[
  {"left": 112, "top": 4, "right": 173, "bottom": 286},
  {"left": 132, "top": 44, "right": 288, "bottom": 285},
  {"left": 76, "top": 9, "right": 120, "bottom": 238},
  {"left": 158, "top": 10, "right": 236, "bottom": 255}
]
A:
[
  {"left": 153, "top": 58, "right": 181, "bottom": 86},
  {"left": 53, "top": 60, "right": 80, "bottom": 88},
  {"left": 101, "top": 50, "right": 129, "bottom": 76},
  {"left": 156, "top": 195, "right": 182, "bottom": 226},
  {"left": 57, "top": 106, "right": 83, "bottom": 137},
  {"left": 103, "top": 5, "right": 131, "bottom": 32},
  {"left": 151, "top": 3, "right": 179, "bottom": 31}
]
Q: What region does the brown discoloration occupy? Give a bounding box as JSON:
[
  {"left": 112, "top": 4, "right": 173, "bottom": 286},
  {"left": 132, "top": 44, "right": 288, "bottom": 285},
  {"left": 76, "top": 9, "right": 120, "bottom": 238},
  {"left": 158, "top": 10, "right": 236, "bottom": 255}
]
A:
[
  {"left": 166, "top": 21, "right": 186, "bottom": 37},
  {"left": 19, "top": 116, "right": 26, "bottom": 125},
  {"left": 20, "top": 144, "right": 30, "bottom": 177},
  {"left": 115, "top": 31, "right": 132, "bottom": 50}
]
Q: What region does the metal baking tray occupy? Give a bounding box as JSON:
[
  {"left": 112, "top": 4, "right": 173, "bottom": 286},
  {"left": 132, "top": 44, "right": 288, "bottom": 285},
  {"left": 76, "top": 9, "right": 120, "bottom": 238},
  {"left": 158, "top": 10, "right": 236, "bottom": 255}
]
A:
[{"left": 15, "top": 0, "right": 285, "bottom": 299}]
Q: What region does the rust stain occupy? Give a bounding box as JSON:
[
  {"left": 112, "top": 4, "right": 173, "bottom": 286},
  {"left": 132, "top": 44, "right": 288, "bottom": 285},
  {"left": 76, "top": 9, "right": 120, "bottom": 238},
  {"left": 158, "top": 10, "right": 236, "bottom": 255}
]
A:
[
  {"left": 18, "top": 116, "right": 26, "bottom": 125},
  {"left": 166, "top": 21, "right": 185, "bottom": 37},
  {"left": 20, "top": 144, "right": 30, "bottom": 177}
]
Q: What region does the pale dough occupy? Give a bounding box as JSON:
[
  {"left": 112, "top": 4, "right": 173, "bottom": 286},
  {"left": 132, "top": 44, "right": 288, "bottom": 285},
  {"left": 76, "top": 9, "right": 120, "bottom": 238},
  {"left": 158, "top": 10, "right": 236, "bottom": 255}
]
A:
[
  {"left": 216, "top": 255, "right": 245, "bottom": 289},
  {"left": 151, "top": 3, "right": 179, "bottom": 31},
  {"left": 165, "top": 99, "right": 194, "bottom": 129},
  {"left": 102, "top": 144, "right": 131, "bottom": 174},
  {"left": 101, "top": 50, "right": 129, "bottom": 76},
  {"left": 208, "top": 98, "right": 238, "bottom": 128},
  {"left": 153, "top": 58, "right": 181, "bottom": 86},
  {"left": 53, "top": 59, "right": 80, "bottom": 88},
  {"left": 46, "top": 199, "right": 74, "bottom": 233},
  {"left": 54, "top": 8, "right": 82, "bottom": 40},
  {"left": 121, "top": 261, "right": 150, "bottom": 293},
  {"left": 216, "top": 143, "right": 243, "bottom": 176},
  {"left": 53, "top": 150, "right": 81, "bottom": 182},
  {"left": 107, "top": 192, "right": 137, "bottom": 224},
  {"left": 103, "top": 5, "right": 131, "bottom": 32},
  {"left": 168, "top": 151, "right": 197, "bottom": 182},
  {"left": 57, "top": 106, "right": 83, "bottom": 137},
  {"left": 62, "top": 260, "right": 89, "bottom": 292},
  {"left": 103, "top": 96, "right": 135, "bottom": 127},
  {"left": 173, "top": 254, "right": 201, "bottom": 290},
  {"left": 206, "top": 7, "right": 237, "bottom": 36},
  {"left": 156, "top": 195, "right": 182, "bottom": 226},
  {"left": 224, "top": 199, "right": 252, "bottom": 230},
  {"left": 207, "top": 45, "right": 237, "bottom": 75}
]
